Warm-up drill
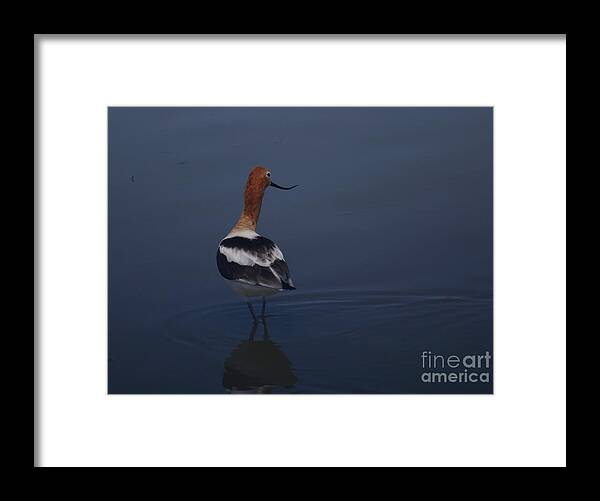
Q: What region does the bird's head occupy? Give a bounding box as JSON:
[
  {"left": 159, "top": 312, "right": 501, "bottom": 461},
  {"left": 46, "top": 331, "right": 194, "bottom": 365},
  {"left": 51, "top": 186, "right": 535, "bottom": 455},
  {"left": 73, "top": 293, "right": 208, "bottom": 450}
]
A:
[{"left": 246, "top": 166, "right": 298, "bottom": 195}]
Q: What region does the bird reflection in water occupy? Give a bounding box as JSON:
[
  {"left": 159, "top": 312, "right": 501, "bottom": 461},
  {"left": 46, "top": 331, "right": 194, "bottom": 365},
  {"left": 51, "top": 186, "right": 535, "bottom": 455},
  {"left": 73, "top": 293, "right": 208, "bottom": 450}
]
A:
[{"left": 223, "top": 317, "right": 298, "bottom": 394}]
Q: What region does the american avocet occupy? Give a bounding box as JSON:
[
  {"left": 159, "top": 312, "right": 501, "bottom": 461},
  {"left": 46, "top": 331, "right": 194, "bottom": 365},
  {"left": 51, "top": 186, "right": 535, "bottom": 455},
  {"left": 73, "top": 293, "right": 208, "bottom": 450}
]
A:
[{"left": 217, "top": 166, "right": 297, "bottom": 320}]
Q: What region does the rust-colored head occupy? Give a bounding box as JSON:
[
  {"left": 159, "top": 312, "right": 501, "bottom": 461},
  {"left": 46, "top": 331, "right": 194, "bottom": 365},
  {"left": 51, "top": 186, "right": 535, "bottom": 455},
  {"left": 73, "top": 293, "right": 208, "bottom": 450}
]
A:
[
  {"left": 230, "top": 166, "right": 298, "bottom": 233},
  {"left": 246, "top": 166, "right": 272, "bottom": 198}
]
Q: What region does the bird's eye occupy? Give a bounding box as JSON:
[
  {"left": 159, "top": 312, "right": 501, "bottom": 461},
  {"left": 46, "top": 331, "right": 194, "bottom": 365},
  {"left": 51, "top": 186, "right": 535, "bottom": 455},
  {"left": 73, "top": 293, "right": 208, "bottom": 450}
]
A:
[{"left": 266, "top": 172, "right": 271, "bottom": 178}]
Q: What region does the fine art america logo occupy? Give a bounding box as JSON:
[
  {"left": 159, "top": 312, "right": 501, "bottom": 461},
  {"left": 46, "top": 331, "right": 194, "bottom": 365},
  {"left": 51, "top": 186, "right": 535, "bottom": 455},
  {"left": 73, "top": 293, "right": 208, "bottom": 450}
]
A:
[{"left": 420, "top": 351, "right": 492, "bottom": 384}]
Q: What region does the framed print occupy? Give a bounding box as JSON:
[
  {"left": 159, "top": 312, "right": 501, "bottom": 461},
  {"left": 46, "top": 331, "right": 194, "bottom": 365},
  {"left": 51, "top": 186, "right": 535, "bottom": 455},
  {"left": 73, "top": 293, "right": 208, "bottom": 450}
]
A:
[{"left": 36, "top": 35, "right": 566, "bottom": 467}]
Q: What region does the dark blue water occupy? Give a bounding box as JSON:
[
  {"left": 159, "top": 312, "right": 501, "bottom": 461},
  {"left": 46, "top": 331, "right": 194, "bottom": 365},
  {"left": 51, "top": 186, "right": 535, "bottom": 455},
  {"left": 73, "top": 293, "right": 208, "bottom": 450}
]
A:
[{"left": 108, "top": 107, "right": 493, "bottom": 394}]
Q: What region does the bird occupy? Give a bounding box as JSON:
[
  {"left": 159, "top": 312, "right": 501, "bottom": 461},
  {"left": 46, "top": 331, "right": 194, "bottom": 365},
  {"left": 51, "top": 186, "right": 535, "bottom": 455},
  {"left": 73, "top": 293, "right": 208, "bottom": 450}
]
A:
[{"left": 217, "top": 166, "right": 298, "bottom": 320}]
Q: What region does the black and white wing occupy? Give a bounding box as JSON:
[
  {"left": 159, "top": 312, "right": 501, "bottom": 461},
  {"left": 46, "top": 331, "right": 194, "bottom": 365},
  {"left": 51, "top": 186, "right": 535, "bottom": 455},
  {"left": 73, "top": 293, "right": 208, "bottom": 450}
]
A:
[{"left": 217, "top": 235, "right": 295, "bottom": 290}]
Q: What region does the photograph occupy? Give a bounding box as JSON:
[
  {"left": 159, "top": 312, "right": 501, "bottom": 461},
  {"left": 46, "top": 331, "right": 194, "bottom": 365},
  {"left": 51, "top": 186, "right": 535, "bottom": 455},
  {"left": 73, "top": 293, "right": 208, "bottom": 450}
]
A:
[{"left": 108, "top": 107, "right": 493, "bottom": 394}]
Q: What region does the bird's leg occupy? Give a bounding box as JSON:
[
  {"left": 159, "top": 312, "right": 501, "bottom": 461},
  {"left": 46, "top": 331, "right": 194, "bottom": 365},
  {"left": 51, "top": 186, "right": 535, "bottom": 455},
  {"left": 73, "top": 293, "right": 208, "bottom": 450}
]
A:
[
  {"left": 261, "top": 296, "right": 267, "bottom": 319},
  {"left": 246, "top": 301, "right": 257, "bottom": 322},
  {"left": 262, "top": 314, "right": 271, "bottom": 341}
]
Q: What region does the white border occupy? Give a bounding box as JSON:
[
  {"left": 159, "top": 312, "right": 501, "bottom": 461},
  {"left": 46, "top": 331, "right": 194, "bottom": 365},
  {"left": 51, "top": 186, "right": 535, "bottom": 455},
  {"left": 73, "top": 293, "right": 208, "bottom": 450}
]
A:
[{"left": 36, "top": 36, "right": 566, "bottom": 467}]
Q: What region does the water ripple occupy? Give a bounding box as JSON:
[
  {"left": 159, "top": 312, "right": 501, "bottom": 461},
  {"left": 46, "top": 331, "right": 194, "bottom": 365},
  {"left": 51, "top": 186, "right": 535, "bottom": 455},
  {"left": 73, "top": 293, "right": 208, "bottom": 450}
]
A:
[{"left": 163, "top": 289, "right": 492, "bottom": 393}]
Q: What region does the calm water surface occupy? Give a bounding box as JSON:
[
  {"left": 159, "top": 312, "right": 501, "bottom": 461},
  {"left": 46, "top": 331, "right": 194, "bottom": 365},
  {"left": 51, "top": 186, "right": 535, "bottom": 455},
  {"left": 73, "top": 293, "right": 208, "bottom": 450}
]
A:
[{"left": 108, "top": 107, "right": 493, "bottom": 394}]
